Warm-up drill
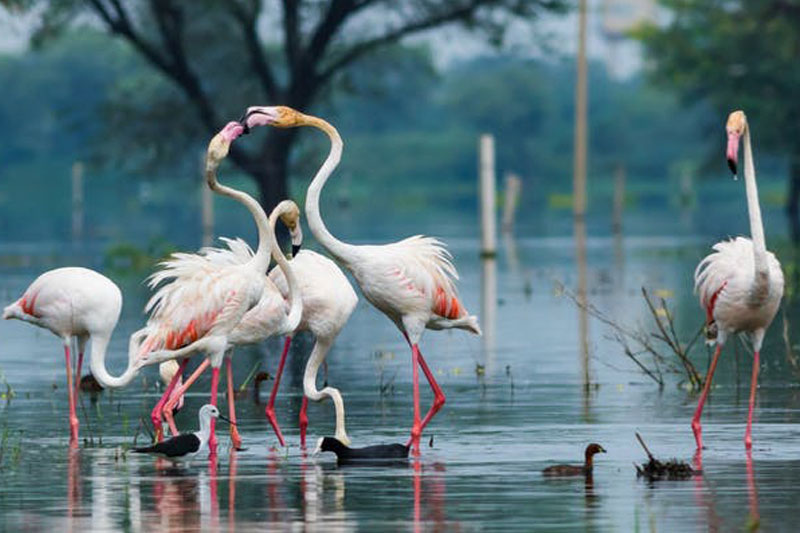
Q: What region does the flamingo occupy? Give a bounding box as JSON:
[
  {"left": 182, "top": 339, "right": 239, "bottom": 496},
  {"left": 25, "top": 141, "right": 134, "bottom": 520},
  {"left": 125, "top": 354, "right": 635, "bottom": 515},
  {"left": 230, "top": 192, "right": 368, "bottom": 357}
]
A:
[
  {"left": 264, "top": 202, "right": 358, "bottom": 447},
  {"left": 693, "top": 110, "right": 784, "bottom": 450},
  {"left": 156, "top": 201, "right": 353, "bottom": 448},
  {"left": 2, "top": 267, "right": 142, "bottom": 441},
  {"left": 241, "top": 106, "right": 481, "bottom": 453},
  {"left": 135, "top": 121, "right": 299, "bottom": 452}
]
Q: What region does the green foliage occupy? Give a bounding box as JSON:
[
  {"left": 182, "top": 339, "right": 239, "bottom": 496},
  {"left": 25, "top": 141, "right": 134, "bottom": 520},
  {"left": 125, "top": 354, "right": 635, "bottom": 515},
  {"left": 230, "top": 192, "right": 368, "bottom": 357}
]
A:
[{"left": 636, "top": 0, "right": 800, "bottom": 155}]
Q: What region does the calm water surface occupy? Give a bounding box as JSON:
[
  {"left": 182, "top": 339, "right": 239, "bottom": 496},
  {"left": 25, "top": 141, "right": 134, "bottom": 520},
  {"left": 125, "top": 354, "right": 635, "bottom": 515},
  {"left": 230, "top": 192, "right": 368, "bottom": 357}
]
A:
[{"left": 1, "top": 225, "right": 800, "bottom": 531}]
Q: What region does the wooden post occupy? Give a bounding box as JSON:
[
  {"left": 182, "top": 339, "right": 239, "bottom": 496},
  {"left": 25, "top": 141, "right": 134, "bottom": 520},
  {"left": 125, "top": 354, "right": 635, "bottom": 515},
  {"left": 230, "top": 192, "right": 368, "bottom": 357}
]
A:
[
  {"left": 201, "top": 151, "right": 214, "bottom": 247},
  {"left": 574, "top": 0, "right": 591, "bottom": 402},
  {"left": 479, "top": 134, "right": 497, "bottom": 257},
  {"left": 612, "top": 162, "right": 626, "bottom": 235},
  {"left": 502, "top": 173, "right": 522, "bottom": 233},
  {"left": 573, "top": 0, "right": 588, "bottom": 222},
  {"left": 71, "top": 162, "right": 84, "bottom": 243}
]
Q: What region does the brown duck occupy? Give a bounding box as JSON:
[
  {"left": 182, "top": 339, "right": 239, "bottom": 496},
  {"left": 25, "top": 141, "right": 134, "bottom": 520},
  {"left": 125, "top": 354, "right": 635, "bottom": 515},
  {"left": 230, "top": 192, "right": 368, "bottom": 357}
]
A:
[{"left": 542, "top": 443, "right": 606, "bottom": 477}]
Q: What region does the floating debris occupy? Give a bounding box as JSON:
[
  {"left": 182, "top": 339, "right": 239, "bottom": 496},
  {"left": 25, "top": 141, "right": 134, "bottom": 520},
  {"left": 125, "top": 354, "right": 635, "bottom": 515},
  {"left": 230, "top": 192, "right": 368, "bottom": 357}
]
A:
[{"left": 634, "top": 432, "right": 699, "bottom": 481}]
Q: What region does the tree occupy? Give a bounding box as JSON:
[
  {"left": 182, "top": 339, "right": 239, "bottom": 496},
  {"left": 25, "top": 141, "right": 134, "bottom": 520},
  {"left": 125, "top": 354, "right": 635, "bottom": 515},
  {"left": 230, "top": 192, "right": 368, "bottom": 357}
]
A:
[
  {"left": 637, "top": 0, "right": 800, "bottom": 239},
  {"left": 6, "top": 0, "right": 566, "bottom": 211}
]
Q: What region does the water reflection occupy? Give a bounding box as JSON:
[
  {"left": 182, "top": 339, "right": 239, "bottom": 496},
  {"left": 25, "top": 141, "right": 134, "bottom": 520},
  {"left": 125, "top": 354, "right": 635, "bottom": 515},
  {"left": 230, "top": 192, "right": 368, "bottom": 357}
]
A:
[
  {"left": 481, "top": 257, "right": 497, "bottom": 370},
  {"left": 746, "top": 450, "right": 759, "bottom": 529}
]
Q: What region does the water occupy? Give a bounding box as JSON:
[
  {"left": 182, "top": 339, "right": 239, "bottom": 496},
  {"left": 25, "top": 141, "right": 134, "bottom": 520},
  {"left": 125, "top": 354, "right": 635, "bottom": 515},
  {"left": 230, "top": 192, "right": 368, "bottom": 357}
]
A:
[{"left": 1, "top": 223, "right": 800, "bottom": 531}]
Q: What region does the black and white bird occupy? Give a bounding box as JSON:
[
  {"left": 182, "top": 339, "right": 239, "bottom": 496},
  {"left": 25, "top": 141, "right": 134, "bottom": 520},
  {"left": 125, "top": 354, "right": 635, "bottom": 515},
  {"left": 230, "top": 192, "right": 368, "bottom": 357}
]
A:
[
  {"left": 133, "top": 404, "right": 231, "bottom": 464},
  {"left": 313, "top": 437, "right": 409, "bottom": 466}
]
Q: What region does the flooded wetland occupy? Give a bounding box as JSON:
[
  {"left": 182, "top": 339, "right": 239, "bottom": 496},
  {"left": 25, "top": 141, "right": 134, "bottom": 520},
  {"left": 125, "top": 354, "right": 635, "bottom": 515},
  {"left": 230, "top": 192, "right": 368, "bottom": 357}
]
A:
[{"left": 2, "top": 203, "right": 800, "bottom": 532}]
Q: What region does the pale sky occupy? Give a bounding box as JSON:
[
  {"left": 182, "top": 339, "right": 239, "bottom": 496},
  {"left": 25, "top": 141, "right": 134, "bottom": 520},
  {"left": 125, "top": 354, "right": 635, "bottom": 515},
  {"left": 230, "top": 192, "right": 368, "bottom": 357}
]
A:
[{"left": 0, "top": 1, "right": 648, "bottom": 78}]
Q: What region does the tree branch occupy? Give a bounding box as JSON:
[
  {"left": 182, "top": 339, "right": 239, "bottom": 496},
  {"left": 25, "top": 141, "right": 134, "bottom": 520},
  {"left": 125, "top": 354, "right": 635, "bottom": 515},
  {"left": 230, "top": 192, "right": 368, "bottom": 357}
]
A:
[
  {"left": 282, "top": 0, "right": 301, "bottom": 67},
  {"left": 317, "top": 1, "right": 488, "bottom": 82},
  {"left": 226, "top": 0, "right": 280, "bottom": 100}
]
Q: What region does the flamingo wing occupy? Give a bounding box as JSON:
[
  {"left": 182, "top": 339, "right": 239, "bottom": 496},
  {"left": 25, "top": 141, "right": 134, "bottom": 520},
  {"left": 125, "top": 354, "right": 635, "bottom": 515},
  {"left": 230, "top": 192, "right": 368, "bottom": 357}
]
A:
[
  {"left": 138, "top": 242, "right": 260, "bottom": 357},
  {"left": 380, "top": 236, "right": 467, "bottom": 320}
]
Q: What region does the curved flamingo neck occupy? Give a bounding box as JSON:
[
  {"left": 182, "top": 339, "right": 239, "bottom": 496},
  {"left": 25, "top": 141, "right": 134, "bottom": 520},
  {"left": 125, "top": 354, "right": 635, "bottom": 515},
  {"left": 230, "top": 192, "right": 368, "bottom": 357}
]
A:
[
  {"left": 301, "top": 115, "right": 359, "bottom": 265},
  {"left": 742, "top": 123, "right": 770, "bottom": 288},
  {"left": 205, "top": 160, "right": 271, "bottom": 272},
  {"left": 269, "top": 203, "right": 303, "bottom": 332},
  {"left": 89, "top": 334, "right": 139, "bottom": 388}
]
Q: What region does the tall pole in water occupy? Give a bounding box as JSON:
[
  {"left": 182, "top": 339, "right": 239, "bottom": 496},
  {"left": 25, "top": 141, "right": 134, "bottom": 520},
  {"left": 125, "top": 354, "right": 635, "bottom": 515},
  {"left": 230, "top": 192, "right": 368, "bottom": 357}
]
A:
[
  {"left": 479, "top": 134, "right": 497, "bottom": 257},
  {"left": 574, "top": 0, "right": 588, "bottom": 222},
  {"left": 71, "top": 162, "right": 84, "bottom": 244},
  {"left": 573, "top": 0, "right": 591, "bottom": 405}
]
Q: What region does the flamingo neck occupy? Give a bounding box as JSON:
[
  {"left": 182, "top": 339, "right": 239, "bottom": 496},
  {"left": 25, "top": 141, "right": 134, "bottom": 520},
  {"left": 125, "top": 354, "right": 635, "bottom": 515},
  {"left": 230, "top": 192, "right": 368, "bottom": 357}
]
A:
[
  {"left": 303, "top": 338, "right": 349, "bottom": 444},
  {"left": 301, "top": 115, "right": 359, "bottom": 265},
  {"left": 89, "top": 334, "right": 140, "bottom": 388},
  {"left": 269, "top": 205, "right": 303, "bottom": 333},
  {"left": 742, "top": 125, "right": 770, "bottom": 291},
  {"left": 205, "top": 162, "right": 271, "bottom": 272}
]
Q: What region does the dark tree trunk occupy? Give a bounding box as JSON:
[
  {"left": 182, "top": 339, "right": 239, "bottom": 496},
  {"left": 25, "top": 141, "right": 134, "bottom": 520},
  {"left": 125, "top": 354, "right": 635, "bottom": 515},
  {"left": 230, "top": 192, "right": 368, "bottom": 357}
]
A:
[{"left": 787, "top": 157, "right": 800, "bottom": 245}]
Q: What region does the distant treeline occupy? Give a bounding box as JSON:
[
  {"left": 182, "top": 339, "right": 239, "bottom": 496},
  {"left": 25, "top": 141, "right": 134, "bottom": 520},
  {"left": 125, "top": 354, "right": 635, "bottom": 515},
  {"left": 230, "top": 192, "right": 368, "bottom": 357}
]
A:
[{"left": 0, "top": 31, "right": 722, "bottom": 242}]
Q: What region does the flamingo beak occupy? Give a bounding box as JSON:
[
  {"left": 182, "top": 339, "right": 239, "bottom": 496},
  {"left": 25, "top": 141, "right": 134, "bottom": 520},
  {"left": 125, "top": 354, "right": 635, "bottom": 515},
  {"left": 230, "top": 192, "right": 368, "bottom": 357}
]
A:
[
  {"left": 726, "top": 131, "right": 740, "bottom": 177},
  {"left": 239, "top": 107, "right": 280, "bottom": 134},
  {"left": 217, "top": 414, "right": 235, "bottom": 426}
]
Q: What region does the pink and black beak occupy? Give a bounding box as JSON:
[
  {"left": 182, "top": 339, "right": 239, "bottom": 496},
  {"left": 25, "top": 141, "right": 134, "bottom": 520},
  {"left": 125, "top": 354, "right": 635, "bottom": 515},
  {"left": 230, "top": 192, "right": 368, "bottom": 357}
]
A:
[
  {"left": 238, "top": 106, "right": 279, "bottom": 134},
  {"left": 726, "top": 131, "right": 741, "bottom": 177}
]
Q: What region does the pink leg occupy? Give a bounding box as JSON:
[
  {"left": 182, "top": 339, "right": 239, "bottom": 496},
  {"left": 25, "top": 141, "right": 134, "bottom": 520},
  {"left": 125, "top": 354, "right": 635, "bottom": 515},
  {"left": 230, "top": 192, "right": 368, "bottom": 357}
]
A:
[
  {"left": 163, "top": 359, "right": 210, "bottom": 437},
  {"left": 409, "top": 343, "right": 422, "bottom": 455},
  {"left": 745, "top": 350, "right": 760, "bottom": 449},
  {"left": 226, "top": 358, "right": 243, "bottom": 450},
  {"left": 64, "top": 345, "right": 79, "bottom": 442},
  {"left": 209, "top": 366, "right": 220, "bottom": 452},
  {"left": 75, "top": 351, "right": 84, "bottom": 400},
  {"left": 152, "top": 358, "right": 189, "bottom": 441},
  {"left": 265, "top": 337, "right": 292, "bottom": 447},
  {"left": 692, "top": 344, "right": 723, "bottom": 450},
  {"left": 299, "top": 396, "right": 309, "bottom": 448},
  {"left": 404, "top": 345, "right": 446, "bottom": 448}
]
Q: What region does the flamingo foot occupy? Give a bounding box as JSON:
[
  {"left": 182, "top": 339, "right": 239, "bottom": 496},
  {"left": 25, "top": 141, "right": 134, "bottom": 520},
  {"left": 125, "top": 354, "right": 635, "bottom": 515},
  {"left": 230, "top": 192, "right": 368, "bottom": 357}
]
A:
[
  {"left": 154, "top": 426, "right": 164, "bottom": 443},
  {"left": 299, "top": 396, "right": 309, "bottom": 448},
  {"left": 69, "top": 418, "right": 79, "bottom": 442},
  {"left": 265, "top": 406, "right": 286, "bottom": 447},
  {"left": 230, "top": 424, "right": 243, "bottom": 450},
  {"left": 691, "top": 418, "right": 703, "bottom": 451}
]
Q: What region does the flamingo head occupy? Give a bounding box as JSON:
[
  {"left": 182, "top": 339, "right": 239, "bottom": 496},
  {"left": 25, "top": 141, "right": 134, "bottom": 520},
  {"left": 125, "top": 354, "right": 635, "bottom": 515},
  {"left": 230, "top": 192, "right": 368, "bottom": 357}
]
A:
[
  {"left": 239, "top": 106, "right": 302, "bottom": 133},
  {"left": 207, "top": 121, "right": 244, "bottom": 165},
  {"left": 278, "top": 200, "right": 303, "bottom": 256},
  {"left": 726, "top": 110, "right": 747, "bottom": 177}
]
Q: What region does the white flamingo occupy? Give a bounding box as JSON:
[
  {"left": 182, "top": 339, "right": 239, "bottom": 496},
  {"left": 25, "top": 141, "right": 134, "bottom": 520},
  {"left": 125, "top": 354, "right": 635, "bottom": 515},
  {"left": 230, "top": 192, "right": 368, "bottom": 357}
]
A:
[
  {"left": 264, "top": 203, "right": 358, "bottom": 448},
  {"left": 242, "top": 106, "right": 481, "bottom": 453},
  {"left": 156, "top": 201, "right": 354, "bottom": 448},
  {"left": 693, "top": 110, "right": 784, "bottom": 450},
  {"left": 135, "top": 122, "right": 300, "bottom": 452},
  {"left": 2, "top": 267, "right": 141, "bottom": 441}
]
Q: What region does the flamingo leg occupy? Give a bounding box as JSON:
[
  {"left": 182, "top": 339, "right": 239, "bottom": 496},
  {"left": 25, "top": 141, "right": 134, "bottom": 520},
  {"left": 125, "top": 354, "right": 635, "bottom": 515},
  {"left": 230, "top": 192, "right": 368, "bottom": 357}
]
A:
[
  {"left": 692, "top": 344, "right": 723, "bottom": 450},
  {"left": 209, "top": 366, "right": 220, "bottom": 452},
  {"left": 225, "top": 357, "right": 243, "bottom": 450},
  {"left": 163, "top": 359, "right": 211, "bottom": 437},
  {"left": 409, "top": 343, "right": 422, "bottom": 454},
  {"left": 745, "top": 350, "right": 760, "bottom": 449},
  {"left": 265, "top": 337, "right": 292, "bottom": 447},
  {"left": 74, "top": 350, "right": 84, "bottom": 400},
  {"left": 404, "top": 344, "right": 446, "bottom": 448},
  {"left": 299, "top": 396, "right": 309, "bottom": 448},
  {"left": 152, "top": 358, "right": 189, "bottom": 441},
  {"left": 64, "top": 344, "right": 79, "bottom": 442}
]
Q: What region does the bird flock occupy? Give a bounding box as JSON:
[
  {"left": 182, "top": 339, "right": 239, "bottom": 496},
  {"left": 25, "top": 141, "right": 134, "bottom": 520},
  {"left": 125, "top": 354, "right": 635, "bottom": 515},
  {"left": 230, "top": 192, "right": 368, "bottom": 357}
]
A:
[{"left": 1, "top": 107, "right": 783, "bottom": 466}]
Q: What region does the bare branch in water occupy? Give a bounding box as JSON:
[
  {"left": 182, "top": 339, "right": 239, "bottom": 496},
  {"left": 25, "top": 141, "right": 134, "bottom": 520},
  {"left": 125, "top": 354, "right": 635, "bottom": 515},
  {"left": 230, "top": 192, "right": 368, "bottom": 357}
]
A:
[{"left": 558, "top": 282, "right": 705, "bottom": 389}]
